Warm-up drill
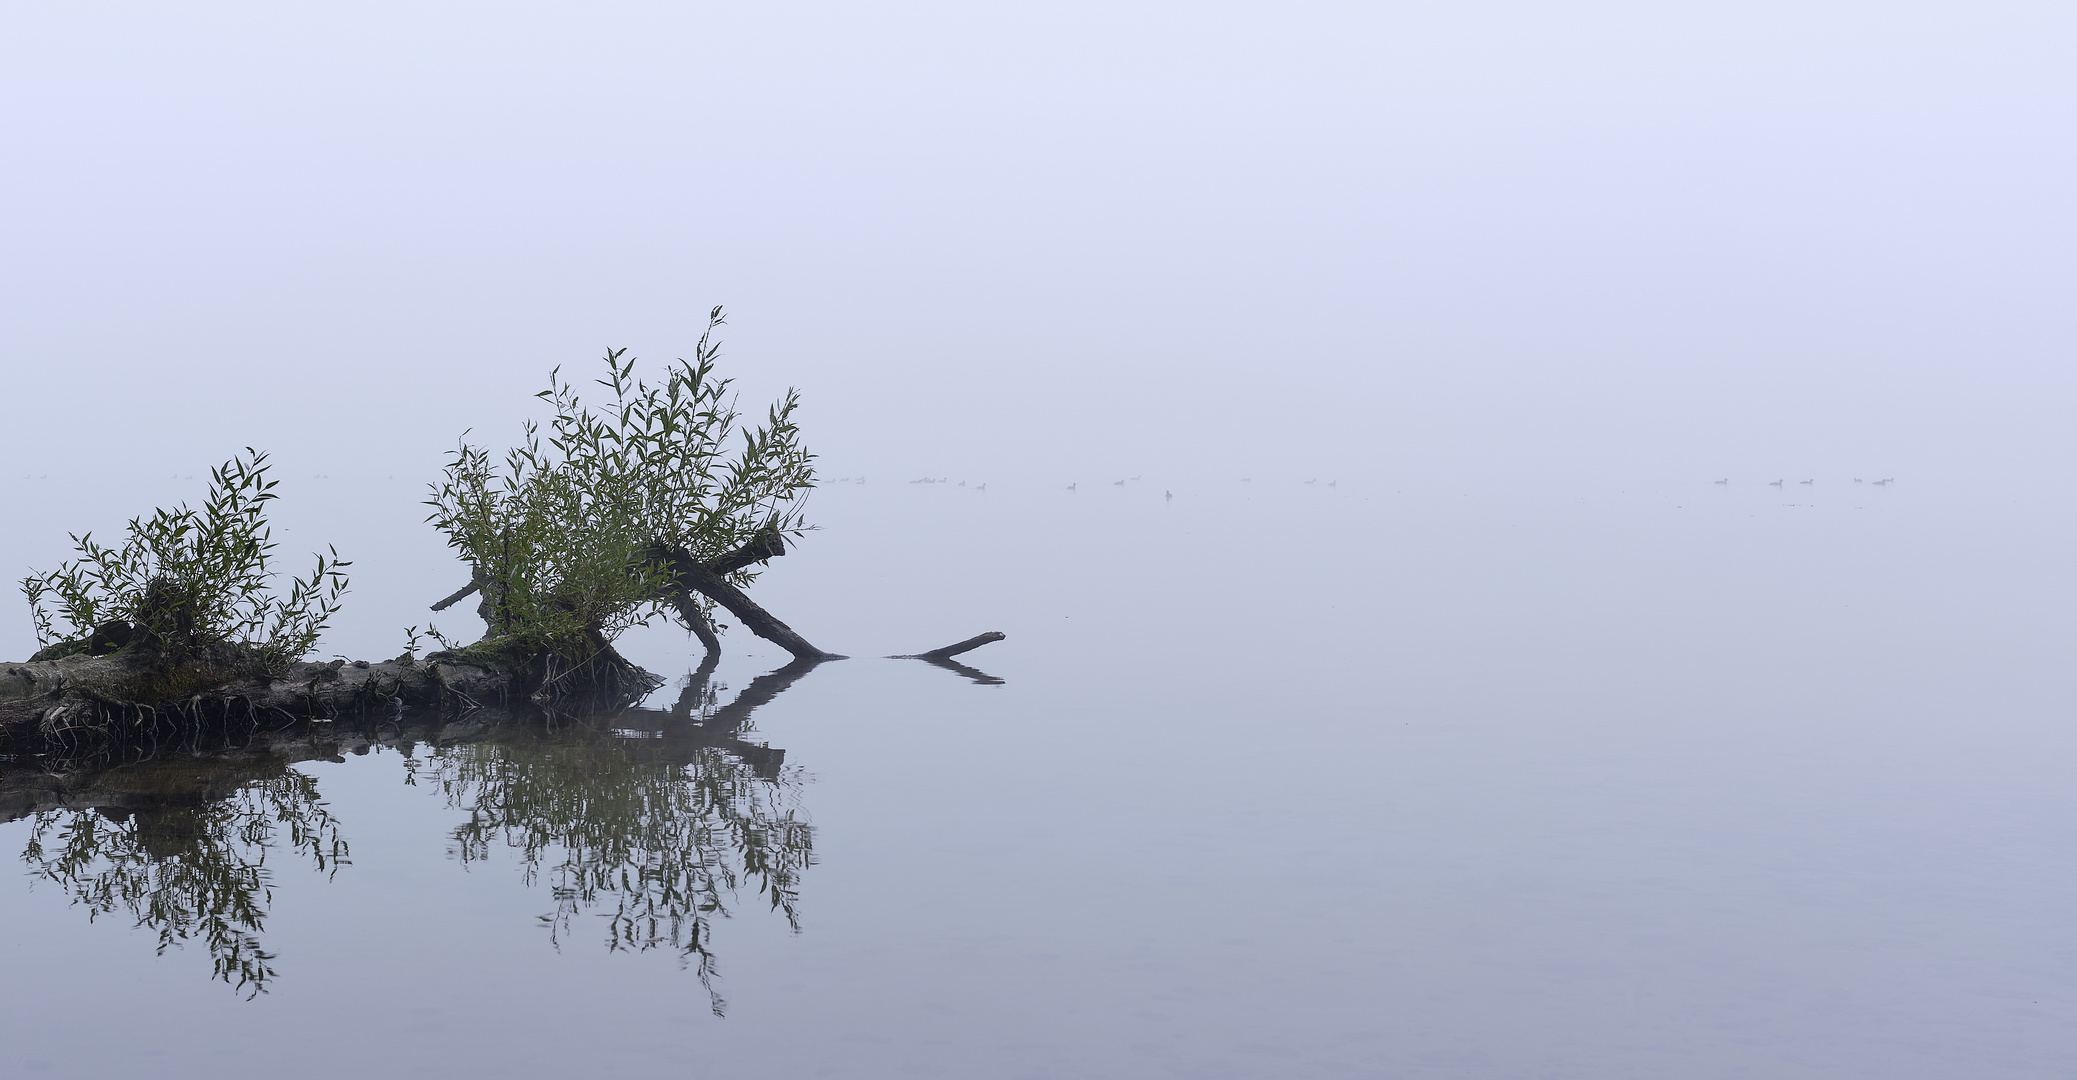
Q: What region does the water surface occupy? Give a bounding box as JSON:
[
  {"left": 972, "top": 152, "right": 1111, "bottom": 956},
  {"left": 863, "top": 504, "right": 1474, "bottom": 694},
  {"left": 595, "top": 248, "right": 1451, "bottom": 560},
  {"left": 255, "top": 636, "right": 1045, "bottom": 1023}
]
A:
[{"left": 3, "top": 474, "right": 2073, "bottom": 1078}]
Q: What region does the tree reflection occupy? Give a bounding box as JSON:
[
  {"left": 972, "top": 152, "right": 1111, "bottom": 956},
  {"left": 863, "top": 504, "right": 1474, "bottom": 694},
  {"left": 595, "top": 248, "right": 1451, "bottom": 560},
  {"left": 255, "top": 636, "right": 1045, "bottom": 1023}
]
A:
[
  {"left": 16, "top": 762, "right": 347, "bottom": 998},
  {"left": 3, "top": 657, "right": 822, "bottom": 1010},
  {"left": 405, "top": 664, "right": 817, "bottom": 1015}
]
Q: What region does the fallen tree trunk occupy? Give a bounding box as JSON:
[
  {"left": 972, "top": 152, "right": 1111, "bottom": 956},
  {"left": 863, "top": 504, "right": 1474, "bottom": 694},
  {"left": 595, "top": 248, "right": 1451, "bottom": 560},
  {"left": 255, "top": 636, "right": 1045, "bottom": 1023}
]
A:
[
  {"left": 667, "top": 557, "right": 843, "bottom": 661},
  {"left": 646, "top": 535, "right": 843, "bottom": 661},
  {"left": 0, "top": 641, "right": 658, "bottom": 751}
]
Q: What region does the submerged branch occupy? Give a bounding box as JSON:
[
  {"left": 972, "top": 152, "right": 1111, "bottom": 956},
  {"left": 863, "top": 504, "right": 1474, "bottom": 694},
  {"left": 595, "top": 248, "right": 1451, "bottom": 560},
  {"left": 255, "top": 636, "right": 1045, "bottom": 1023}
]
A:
[
  {"left": 646, "top": 539, "right": 843, "bottom": 662},
  {"left": 891, "top": 631, "right": 1006, "bottom": 661},
  {"left": 675, "top": 562, "right": 843, "bottom": 662}
]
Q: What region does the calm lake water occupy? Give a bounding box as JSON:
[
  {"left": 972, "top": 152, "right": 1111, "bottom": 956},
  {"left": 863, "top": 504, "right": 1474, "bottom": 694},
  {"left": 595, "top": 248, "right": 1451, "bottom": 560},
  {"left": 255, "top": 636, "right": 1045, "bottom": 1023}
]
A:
[{"left": 3, "top": 472, "right": 2073, "bottom": 1078}]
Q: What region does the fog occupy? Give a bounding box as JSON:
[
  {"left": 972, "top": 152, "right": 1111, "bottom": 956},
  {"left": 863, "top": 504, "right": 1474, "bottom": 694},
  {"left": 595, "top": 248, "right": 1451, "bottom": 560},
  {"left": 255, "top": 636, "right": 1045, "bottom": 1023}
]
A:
[
  {"left": 4, "top": 1, "right": 2069, "bottom": 496},
  {"left": 5, "top": 6, "right": 2077, "bottom": 1075}
]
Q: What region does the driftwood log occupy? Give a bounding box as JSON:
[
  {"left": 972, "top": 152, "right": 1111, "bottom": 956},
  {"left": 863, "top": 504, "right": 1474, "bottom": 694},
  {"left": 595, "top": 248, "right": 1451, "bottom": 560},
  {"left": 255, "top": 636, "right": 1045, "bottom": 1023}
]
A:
[
  {"left": 0, "top": 646, "right": 556, "bottom": 746},
  {"left": 890, "top": 632, "right": 1006, "bottom": 661}
]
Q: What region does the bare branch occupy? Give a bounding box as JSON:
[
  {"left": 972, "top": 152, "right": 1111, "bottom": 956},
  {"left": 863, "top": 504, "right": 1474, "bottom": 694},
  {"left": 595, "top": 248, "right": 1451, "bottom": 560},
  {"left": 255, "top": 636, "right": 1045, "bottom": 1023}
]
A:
[
  {"left": 892, "top": 631, "right": 1005, "bottom": 661},
  {"left": 430, "top": 581, "right": 480, "bottom": 612}
]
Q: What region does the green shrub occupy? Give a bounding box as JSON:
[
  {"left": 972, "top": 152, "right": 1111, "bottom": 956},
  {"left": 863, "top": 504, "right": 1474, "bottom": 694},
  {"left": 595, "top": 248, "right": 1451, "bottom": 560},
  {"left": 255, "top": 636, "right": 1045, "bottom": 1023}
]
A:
[
  {"left": 21, "top": 449, "right": 349, "bottom": 667},
  {"left": 425, "top": 307, "right": 815, "bottom": 649}
]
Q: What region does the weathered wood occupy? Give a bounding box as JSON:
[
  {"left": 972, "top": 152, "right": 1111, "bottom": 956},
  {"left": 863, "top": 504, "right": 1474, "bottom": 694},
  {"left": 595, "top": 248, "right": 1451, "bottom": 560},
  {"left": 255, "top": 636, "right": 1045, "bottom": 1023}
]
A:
[
  {"left": 432, "top": 531, "right": 790, "bottom": 615},
  {"left": 0, "top": 643, "right": 651, "bottom": 748},
  {"left": 673, "top": 559, "right": 843, "bottom": 661},
  {"left": 647, "top": 540, "right": 842, "bottom": 662},
  {"left": 429, "top": 581, "right": 480, "bottom": 612},
  {"left": 891, "top": 631, "right": 1005, "bottom": 661},
  {"left": 428, "top": 529, "right": 807, "bottom": 659},
  {"left": 708, "top": 656, "right": 828, "bottom": 728},
  {"left": 670, "top": 591, "right": 724, "bottom": 655},
  {"left": 708, "top": 528, "right": 789, "bottom": 575}
]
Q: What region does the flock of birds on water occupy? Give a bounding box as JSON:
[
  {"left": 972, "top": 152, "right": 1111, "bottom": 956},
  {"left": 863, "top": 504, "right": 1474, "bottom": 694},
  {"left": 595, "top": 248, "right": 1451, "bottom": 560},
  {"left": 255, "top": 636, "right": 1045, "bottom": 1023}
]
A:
[
  {"left": 22, "top": 474, "right": 1884, "bottom": 492},
  {"left": 821, "top": 476, "right": 1348, "bottom": 504},
  {"left": 1713, "top": 478, "right": 1897, "bottom": 486},
  {"left": 68, "top": 472, "right": 1905, "bottom": 493}
]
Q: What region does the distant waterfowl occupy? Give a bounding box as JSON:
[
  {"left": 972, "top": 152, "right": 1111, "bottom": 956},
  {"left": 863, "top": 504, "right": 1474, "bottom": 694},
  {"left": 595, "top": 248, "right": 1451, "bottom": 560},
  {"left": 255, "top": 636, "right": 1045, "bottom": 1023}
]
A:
[
  {"left": 1713, "top": 478, "right": 1728, "bottom": 485},
  {"left": 1164, "top": 490, "right": 1173, "bottom": 500},
  {"left": 1800, "top": 479, "right": 1814, "bottom": 485},
  {"left": 1769, "top": 479, "right": 1783, "bottom": 487},
  {"left": 1113, "top": 480, "right": 1125, "bottom": 486},
  {"left": 1067, "top": 483, "right": 1077, "bottom": 491}
]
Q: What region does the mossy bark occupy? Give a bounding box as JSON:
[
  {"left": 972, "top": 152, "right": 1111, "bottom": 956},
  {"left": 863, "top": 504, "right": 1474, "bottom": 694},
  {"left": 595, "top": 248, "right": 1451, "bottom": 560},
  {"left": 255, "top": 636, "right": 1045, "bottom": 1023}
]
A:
[{"left": 0, "top": 637, "right": 659, "bottom": 752}]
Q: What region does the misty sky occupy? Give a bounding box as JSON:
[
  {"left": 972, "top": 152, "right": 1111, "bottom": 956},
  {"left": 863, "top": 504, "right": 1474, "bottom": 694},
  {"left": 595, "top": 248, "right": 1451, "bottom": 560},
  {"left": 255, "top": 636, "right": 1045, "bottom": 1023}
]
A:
[{"left": 2, "top": 2, "right": 2070, "bottom": 487}]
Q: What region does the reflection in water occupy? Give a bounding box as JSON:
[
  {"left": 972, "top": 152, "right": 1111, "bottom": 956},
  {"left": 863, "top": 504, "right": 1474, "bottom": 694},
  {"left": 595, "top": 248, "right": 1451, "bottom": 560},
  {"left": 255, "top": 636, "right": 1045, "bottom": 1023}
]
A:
[
  {"left": 407, "top": 657, "right": 818, "bottom": 1015},
  {"left": 14, "top": 761, "right": 346, "bottom": 997},
  {"left": 3, "top": 658, "right": 824, "bottom": 1009},
  {"left": 914, "top": 655, "right": 1006, "bottom": 685}
]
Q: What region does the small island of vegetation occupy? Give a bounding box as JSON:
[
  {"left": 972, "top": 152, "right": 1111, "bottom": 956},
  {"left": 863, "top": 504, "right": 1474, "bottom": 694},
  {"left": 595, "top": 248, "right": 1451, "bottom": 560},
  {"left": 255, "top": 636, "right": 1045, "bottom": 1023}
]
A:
[{"left": 0, "top": 308, "right": 999, "bottom": 755}]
